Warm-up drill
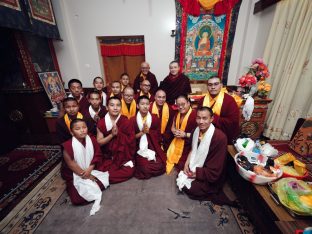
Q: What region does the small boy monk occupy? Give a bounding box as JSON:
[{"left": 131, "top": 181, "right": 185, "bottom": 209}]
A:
[{"left": 61, "top": 118, "right": 109, "bottom": 215}]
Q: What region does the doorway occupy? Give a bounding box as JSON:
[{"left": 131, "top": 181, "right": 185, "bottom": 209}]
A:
[{"left": 98, "top": 36, "right": 145, "bottom": 86}]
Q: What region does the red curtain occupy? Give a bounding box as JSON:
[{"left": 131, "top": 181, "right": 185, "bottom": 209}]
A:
[{"left": 100, "top": 43, "right": 145, "bottom": 57}]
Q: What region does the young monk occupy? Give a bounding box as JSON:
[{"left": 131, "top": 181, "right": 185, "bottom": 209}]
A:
[
  {"left": 83, "top": 91, "right": 106, "bottom": 136},
  {"left": 121, "top": 86, "right": 136, "bottom": 119},
  {"left": 176, "top": 107, "right": 231, "bottom": 205},
  {"left": 68, "top": 79, "right": 89, "bottom": 113},
  {"left": 166, "top": 95, "right": 197, "bottom": 174},
  {"left": 130, "top": 95, "right": 166, "bottom": 179},
  {"left": 120, "top": 73, "right": 130, "bottom": 92},
  {"left": 149, "top": 89, "right": 174, "bottom": 151},
  {"left": 107, "top": 81, "right": 122, "bottom": 99},
  {"left": 61, "top": 119, "right": 109, "bottom": 215},
  {"left": 97, "top": 97, "right": 136, "bottom": 183},
  {"left": 56, "top": 97, "right": 90, "bottom": 144},
  {"left": 93, "top": 76, "right": 107, "bottom": 107}
]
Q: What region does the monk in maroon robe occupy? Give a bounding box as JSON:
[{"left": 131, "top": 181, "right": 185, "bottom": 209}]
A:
[
  {"left": 178, "top": 107, "right": 231, "bottom": 205},
  {"left": 97, "top": 97, "right": 136, "bottom": 184},
  {"left": 197, "top": 77, "right": 239, "bottom": 143},
  {"left": 133, "top": 62, "right": 158, "bottom": 95},
  {"left": 159, "top": 61, "right": 192, "bottom": 105},
  {"left": 83, "top": 91, "right": 106, "bottom": 136},
  {"left": 67, "top": 79, "right": 89, "bottom": 113},
  {"left": 134, "top": 79, "right": 155, "bottom": 103},
  {"left": 166, "top": 95, "right": 197, "bottom": 174},
  {"left": 149, "top": 89, "right": 175, "bottom": 151},
  {"left": 130, "top": 95, "right": 166, "bottom": 179},
  {"left": 61, "top": 119, "right": 105, "bottom": 205},
  {"left": 56, "top": 97, "right": 91, "bottom": 144},
  {"left": 105, "top": 81, "right": 122, "bottom": 106}
]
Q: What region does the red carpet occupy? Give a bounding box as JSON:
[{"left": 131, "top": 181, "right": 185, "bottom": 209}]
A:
[{"left": 0, "top": 145, "right": 62, "bottom": 220}]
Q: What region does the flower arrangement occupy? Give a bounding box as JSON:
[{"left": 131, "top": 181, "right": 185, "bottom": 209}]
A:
[
  {"left": 249, "top": 58, "right": 270, "bottom": 81},
  {"left": 257, "top": 81, "right": 271, "bottom": 98},
  {"left": 238, "top": 58, "right": 271, "bottom": 98}
]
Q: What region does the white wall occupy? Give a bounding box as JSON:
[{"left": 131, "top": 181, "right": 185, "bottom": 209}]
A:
[
  {"left": 228, "top": 0, "right": 276, "bottom": 85},
  {"left": 52, "top": 0, "right": 275, "bottom": 87},
  {"left": 52, "top": 0, "right": 176, "bottom": 88}
]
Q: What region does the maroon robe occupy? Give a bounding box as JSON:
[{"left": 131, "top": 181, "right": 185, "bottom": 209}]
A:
[
  {"left": 171, "top": 109, "right": 197, "bottom": 171},
  {"left": 61, "top": 136, "right": 104, "bottom": 205},
  {"left": 182, "top": 128, "right": 231, "bottom": 205},
  {"left": 130, "top": 114, "right": 166, "bottom": 179},
  {"left": 133, "top": 71, "right": 158, "bottom": 95},
  {"left": 56, "top": 114, "right": 91, "bottom": 144},
  {"left": 159, "top": 73, "right": 192, "bottom": 105},
  {"left": 149, "top": 102, "right": 175, "bottom": 151},
  {"left": 78, "top": 96, "right": 89, "bottom": 113},
  {"left": 198, "top": 93, "right": 239, "bottom": 143},
  {"left": 97, "top": 115, "right": 136, "bottom": 183},
  {"left": 83, "top": 107, "right": 106, "bottom": 136}
]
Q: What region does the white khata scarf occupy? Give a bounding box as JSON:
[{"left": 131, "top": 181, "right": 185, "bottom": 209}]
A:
[
  {"left": 104, "top": 112, "right": 134, "bottom": 168},
  {"left": 176, "top": 124, "right": 215, "bottom": 190},
  {"left": 89, "top": 106, "right": 101, "bottom": 120},
  {"left": 136, "top": 111, "right": 156, "bottom": 161},
  {"left": 104, "top": 113, "right": 121, "bottom": 131},
  {"left": 72, "top": 135, "right": 109, "bottom": 216}
]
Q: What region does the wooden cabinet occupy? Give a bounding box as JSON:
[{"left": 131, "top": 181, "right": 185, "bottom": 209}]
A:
[{"left": 239, "top": 98, "right": 272, "bottom": 139}]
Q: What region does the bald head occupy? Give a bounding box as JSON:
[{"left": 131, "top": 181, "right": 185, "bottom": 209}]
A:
[
  {"left": 141, "top": 62, "right": 150, "bottom": 75},
  {"left": 155, "top": 89, "right": 166, "bottom": 106},
  {"left": 123, "top": 86, "right": 134, "bottom": 104}
]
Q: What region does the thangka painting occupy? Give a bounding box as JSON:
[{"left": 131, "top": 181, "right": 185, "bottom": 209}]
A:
[
  {"left": 184, "top": 14, "right": 225, "bottom": 80},
  {"left": 39, "top": 71, "right": 66, "bottom": 105},
  {"left": 175, "top": 1, "right": 241, "bottom": 83},
  {"left": 0, "top": 0, "right": 21, "bottom": 10},
  {"left": 28, "top": 0, "right": 55, "bottom": 25}
]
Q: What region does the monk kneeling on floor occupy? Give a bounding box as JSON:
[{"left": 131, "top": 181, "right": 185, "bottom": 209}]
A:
[
  {"left": 130, "top": 95, "right": 166, "bottom": 179},
  {"left": 61, "top": 119, "right": 109, "bottom": 215},
  {"left": 176, "top": 107, "right": 230, "bottom": 205},
  {"left": 97, "top": 96, "right": 136, "bottom": 184}
]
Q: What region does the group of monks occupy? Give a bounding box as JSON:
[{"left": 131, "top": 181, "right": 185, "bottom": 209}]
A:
[{"left": 56, "top": 61, "right": 240, "bottom": 215}]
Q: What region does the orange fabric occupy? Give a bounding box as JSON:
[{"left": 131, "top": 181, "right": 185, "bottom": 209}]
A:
[
  {"left": 139, "top": 91, "right": 151, "bottom": 98},
  {"left": 121, "top": 99, "right": 136, "bottom": 119},
  {"left": 202, "top": 89, "right": 225, "bottom": 116},
  {"left": 166, "top": 107, "right": 192, "bottom": 174},
  {"left": 64, "top": 112, "right": 83, "bottom": 131},
  {"left": 199, "top": 0, "right": 220, "bottom": 10},
  {"left": 151, "top": 102, "right": 169, "bottom": 134}
]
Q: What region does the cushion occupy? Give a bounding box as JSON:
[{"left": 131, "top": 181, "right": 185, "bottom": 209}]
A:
[{"left": 289, "top": 118, "right": 312, "bottom": 156}]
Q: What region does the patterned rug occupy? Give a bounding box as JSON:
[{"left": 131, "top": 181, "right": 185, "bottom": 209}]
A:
[
  {"left": 0, "top": 145, "right": 62, "bottom": 220},
  {"left": 0, "top": 171, "right": 257, "bottom": 234}
]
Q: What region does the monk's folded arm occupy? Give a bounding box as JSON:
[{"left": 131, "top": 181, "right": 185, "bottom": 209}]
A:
[
  {"left": 63, "top": 149, "right": 84, "bottom": 176},
  {"left": 96, "top": 127, "right": 113, "bottom": 145}
]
